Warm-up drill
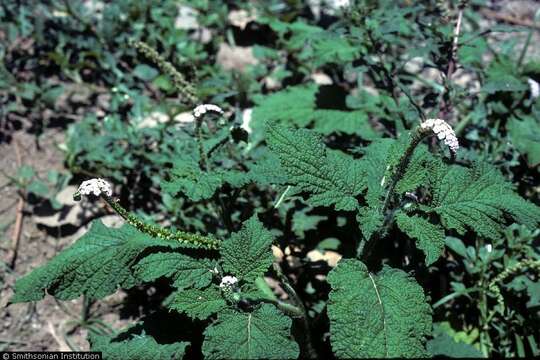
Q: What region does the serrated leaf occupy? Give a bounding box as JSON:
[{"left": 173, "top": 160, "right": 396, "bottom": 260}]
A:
[
  {"left": 360, "top": 139, "right": 394, "bottom": 207},
  {"left": 327, "top": 259, "right": 432, "bottom": 358},
  {"left": 162, "top": 160, "right": 249, "bottom": 202},
  {"left": 355, "top": 139, "right": 393, "bottom": 239},
  {"left": 356, "top": 206, "right": 384, "bottom": 240},
  {"left": 168, "top": 286, "right": 227, "bottom": 320},
  {"left": 266, "top": 122, "right": 366, "bottom": 210},
  {"left": 396, "top": 213, "right": 445, "bottom": 265},
  {"left": 221, "top": 215, "right": 274, "bottom": 282},
  {"left": 202, "top": 304, "right": 299, "bottom": 359},
  {"left": 89, "top": 332, "right": 187, "bottom": 360},
  {"left": 247, "top": 153, "right": 288, "bottom": 186},
  {"left": 425, "top": 162, "right": 540, "bottom": 239},
  {"left": 12, "top": 220, "right": 175, "bottom": 302},
  {"left": 133, "top": 251, "right": 214, "bottom": 289},
  {"left": 395, "top": 146, "right": 438, "bottom": 194}
]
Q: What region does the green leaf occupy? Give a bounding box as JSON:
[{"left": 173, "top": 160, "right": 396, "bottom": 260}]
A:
[
  {"left": 161, "top": 160, "right": 221, "bottom": 202},
  {"left": 427, "top": 323, "right": 483, "bottom": 358},
  {"left": 444, "top": 237, "right": 468, "bottom": 258},
  {"left": 396, "top": 213, "right": 445, "bottom": 266},
  {"left": 507, "top": 116, "right": 540, "bottom": 167},
  {"left": 133, "top": 251, "right": 214, "bottom": 289},
  {"left": 355, "top": 139, "right": 393, "bottom": 239},
  {"left": 133, "top": 64, "right": 159, "bottom": 81},
  {"left": 292, "top": 208, "right": 326, "bottom": 238},
  {"left": 168, "top": 286, "right": 227, "bottom": 320},
  {"left": 252, "top": 85, "right": 377, "bottom": 138},
  {"left": 221, "top": 215, "right": 274, "bottom": 282},
  {"left": 483, "top": 58, "right": 527, "bottom": 94},
  {"left": 12, "top": 220, "right": 175, "bottom": 302},
  {"left": 425, "top": 162, "right": 540, "bottom": 239},
  {"left": 266, "top": 122, "right": 366, "bottom": 210},
  {"left": 356, "top": 206, "right": 384, "bottom": 240},
  {"left": 89, "top": 332, "right": 187, "bottom": 360},
  {"left": 395, "top": 146, "right": 438, "bottom": 194},
  {"left": 202, "top": 304, "right": 299, "bottom": 359},
  {"left": 327, "top": 259, "right": 432, "bottom": 358},
  {"left": 162, "top": 160, "right": 249, "bottom": 201}
]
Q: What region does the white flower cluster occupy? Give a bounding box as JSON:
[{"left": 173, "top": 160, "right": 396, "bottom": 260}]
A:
[
  {"left": 528, "top": 78, "right": 539, "bottom": 99},
  {"left": 77, "top": 178, "right": 112, "bottom": 197},
  {"left": 219, "top": 275, "right": 238, "bottom": 290},
  {"left": 193, "top": 104, "right": 224, "bottom": 119},
  {"left": 420, "top": 118, "right": 459, "bottom": 153}
]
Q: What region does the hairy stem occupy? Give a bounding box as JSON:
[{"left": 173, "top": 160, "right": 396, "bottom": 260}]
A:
[
  {"left": 272, "top": 263, "right": 317, "bottom": 358},
  {"left": 359, "top": 127, "right": 430, "bottom": 262},
  {"left": 100, "top": 194, "right": 220, "bottom": 250},
  {"left": 195, "top": 117, "right": 209, "bottom": 171},
  {"left": 381, "top": 130, "right": 428, "bottom": 215}
]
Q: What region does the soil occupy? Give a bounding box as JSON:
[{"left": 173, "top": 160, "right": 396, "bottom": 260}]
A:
[{"left": 0, "top": 128, "right": 131, "bottom": 352}]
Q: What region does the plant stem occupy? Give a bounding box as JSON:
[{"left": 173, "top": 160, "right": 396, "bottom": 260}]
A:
[
  {"left": 359, "top": 128, "right": 430, "bottom": 262},
  {"left": 381, "top": 130, "right": 428, "bottom": 215},
  {"left": 438, "top": 5, "right": 465, "bottom": 120},
  {"left": 272, "top": 263, "right": 317, "bottom": 359},
  {"left": 99, "top": 194, "right": 220, "bottom": 250},
  {"left": 195, "top": 117, "right": 209, "bottom": 171}
]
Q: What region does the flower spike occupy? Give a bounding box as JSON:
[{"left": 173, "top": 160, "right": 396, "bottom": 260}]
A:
[
  {"left": 420, "top": 118, "right": 459, "bottom": 154},
  {"left": 193, "top": 104, "right": 224, "bottom": 119}
]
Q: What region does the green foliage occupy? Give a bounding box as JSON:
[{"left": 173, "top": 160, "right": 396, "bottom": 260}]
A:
[
  {"left": 89, "top": 332, "right": 188, "bottom": 360},
  {"left": 266, "top": 122, "right": 366, "bottom": 211},
  {"left": 396, "top": 213, "right": 445, "bottom": 266},
  {"left": 427, "top": 323, "right": 483, "bottom": 358},
  {"left": 12, "top": 220, "right": 174, "bottom": 302},
  {"left": 252, "top": 85, "right": 377, "bottom": 137},
  {"left": 6, "top": 0, "right": 540, "bottom": 357},
  {"left": 483, "top": 57, "right": 528, "bottom": 94},
  {"left": 162, "top": 159, "right": 247, "bottom": 201},
  {"left": 202, "top": 304, "right": 299, "bottom": 360},
  {"left": 133, "top": 252, "right": 215, "bottom": 290},
  {"left": 327, "top": 259, "right": 432, "bottom": 358},
  {"left": 507, "top": 115, "right": 540, "bottom": 167},
  {"left": 424, "top": 162, "right": 540, "bottom": 239},
  {"left": 221, "top": 215, "right": 274, "bottom": 282},
  {"left": 168, "top": 286, "right": 227, "bottom": 320}
]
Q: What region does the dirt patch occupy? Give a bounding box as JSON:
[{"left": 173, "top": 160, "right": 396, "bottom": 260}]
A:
[{"left": 0, "top": 129, "right": 132, "bottom": 352}]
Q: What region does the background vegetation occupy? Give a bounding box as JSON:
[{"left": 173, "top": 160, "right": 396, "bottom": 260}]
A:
[{"left": 0, "top": 0, "right": 539, "bottom": 358}]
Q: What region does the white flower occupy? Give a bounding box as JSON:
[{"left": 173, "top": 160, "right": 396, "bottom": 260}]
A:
[
  {"left": 77, "top": 178, "right": 112, "bottom": 197},
  {"left": 193, "top": 104, "right": 224, "bottom": 119},
  {"left": 420, "top": 118, "right": 459, "bottom": 154},
  {"left": 219, "top": 275, "right": 238, "bottom": 289},
  {"left": 528, "top": 78, "right": 539, "bottom": 99}
]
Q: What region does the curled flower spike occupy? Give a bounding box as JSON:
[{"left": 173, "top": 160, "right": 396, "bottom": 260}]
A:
[
  {"left": 75, "top": 178, "right": 112, "bottom": 199},
  {"left": 420, "top": 118, "right": 459, "bottom": 154},
  {"left": 193, "top": 104, "right": 224, "bottom": 119},
  {"left": 219, "top": 275, "right": 238, "bottom": 290}
]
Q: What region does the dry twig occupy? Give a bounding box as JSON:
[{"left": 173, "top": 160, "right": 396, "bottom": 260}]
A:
[{"left": 9, "top": 139, "right": 25, "bottom": 269}]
